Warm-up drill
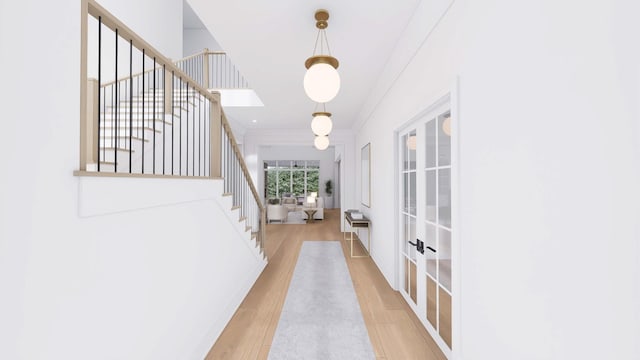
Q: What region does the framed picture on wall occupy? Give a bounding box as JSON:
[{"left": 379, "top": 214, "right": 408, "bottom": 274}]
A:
[{"left": 361, "top": 143, "right": 371, "bottom": 207}]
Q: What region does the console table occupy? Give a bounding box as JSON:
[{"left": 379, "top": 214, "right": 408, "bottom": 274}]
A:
[
  {"left": 343, "top": 211, "right": 371, "bottom": 258},
  {"left": 303, "top": 208, "right": 318, "bottom": 223}
]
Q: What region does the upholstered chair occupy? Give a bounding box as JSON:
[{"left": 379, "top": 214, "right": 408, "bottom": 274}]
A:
[{"left": 267, "top": 204, "right": 288, "bottom": 223}]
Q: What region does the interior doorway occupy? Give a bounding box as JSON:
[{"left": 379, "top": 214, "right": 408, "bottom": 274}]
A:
[{"left": 398, "top": 96, "right": 455, "bottom": 358}]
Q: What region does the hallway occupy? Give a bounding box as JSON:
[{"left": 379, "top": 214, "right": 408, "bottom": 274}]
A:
[{"left": 206, "top": 209, "right": 446, "bottom": 359}]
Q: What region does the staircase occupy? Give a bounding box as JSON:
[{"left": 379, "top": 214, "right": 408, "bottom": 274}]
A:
[
  {"left": 97, "top": 88, "right": 207, "bottom": 176},
  {"left": 80, "top": 0, "right": 266, "bottom": 259}
]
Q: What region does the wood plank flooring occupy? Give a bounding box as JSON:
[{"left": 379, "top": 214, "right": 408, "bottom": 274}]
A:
[{"left": 205, "top": 209, "right": 446, "bottom": 360}]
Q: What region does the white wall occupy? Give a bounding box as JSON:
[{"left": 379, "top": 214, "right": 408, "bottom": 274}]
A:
[
  {"left": 99, "top": 0, "right": 183, "bottom": 60},
  {"left": 86, "top": 0, "right": 183, "bottom": 82},
  {"left": 0, "top": 1, "right": 265, "bottom": 359},
  {"left": 243, "top": 129, "right": 356, "bottom": 218},
  {"left": 183, "top": 29, "right": 222, "bottom": 57},
  {"left": 258, "top": 145, "right": 335, "bottom": 203},
  {"left": 355, "top": 0, "right": 640, "bottom": 359}
]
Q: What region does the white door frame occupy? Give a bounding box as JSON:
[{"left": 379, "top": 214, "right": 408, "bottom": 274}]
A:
[{"left": 394, "top": 79, "right": 461, "bottom": 359}]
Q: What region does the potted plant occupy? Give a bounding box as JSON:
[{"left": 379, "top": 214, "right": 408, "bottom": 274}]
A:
[{"left": 325, "top": 180, "right": 333, "bottom": 209}]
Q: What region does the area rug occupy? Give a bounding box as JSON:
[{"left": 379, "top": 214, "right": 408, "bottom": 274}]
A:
[
  {"left": 268, "top": 241, "right": 375, "bottom": 359},
  {"left": 283, "top": 211, "right": 307, "bottom": 224}
]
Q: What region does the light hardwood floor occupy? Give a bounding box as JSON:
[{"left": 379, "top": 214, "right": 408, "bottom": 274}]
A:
[{"left": 205, "top": 209, "right": 446, "bottom": 360}]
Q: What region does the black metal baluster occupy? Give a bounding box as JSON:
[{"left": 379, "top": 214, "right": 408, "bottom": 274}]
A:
[
  {"left": 114, "top": 29, "right": 118, "bottom": 173},
  {"left": 206, "top": 99, "right": 209, "bottom": 177},
  {"left": 97, "top": 16, "right": 102, "bottom": 172},
  {"left": 179, "top": 77, "right": 182, "bottom": 175},
  {"left": 111, "top": 85, "right": 114, "bottom": 155},
  {"left": 142, "top": 50, "right": 145, "bottom": 173},
  {"left": 192, "top": 92, "right": 195, "bottom": 176},
  {"left": 171, "top": 71, "right": 174, "bottom": 175},
  {"left": 186, "top": 82, "right": 189, "bottom": 176},
  {"left": 136, "top": 71, "right": 139, "bottom": 141},
  {"left": 128, "top": 39, "right": 133, "bottom": 173},
  {"left": 102, "top": 81, "right": 106, "bottom": 164},
  {"left": 199, "top": 94, "right": 201, "bottom": 176},
  {"left": 163, "top": 64, "right": 166, "bottom": 175},
  {"left": 153, "top": 57, "right": 156, "bottom": 174}
]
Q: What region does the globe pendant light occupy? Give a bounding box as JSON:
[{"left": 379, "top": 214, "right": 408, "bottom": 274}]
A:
[
  {"left": 314, "top": 135, "right": 330, "bottom": 150},
  {"left": 304, "top": 10, "right": 340, "bottom": 103},
  {"left": 311, "top": 111, "right": 333, "bottom": 136}
]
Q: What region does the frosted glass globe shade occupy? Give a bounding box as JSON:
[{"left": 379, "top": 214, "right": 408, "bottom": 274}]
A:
[
  {"left": 304, "top": 63, "right": 340, "bottom": 103},
  {"left": 314, "top": 135, "right": 330, "bottom": 150},
  {"left": 311, "top": 114, "right": 333, "bottom": 136}
]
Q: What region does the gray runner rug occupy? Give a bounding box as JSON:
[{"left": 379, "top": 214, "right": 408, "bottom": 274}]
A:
[{"left": 268, "top": 241, "right": 375, "bottom": 360}]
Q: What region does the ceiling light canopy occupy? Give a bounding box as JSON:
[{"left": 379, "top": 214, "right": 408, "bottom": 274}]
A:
[
  {"left": 314, "top": 135, "right": 330, "bottom": 150},
  {"left": 311, "top": 111, "right": 333, "bottom": 136},
  {"left": 304, "top": 9, "right": 340, "bottom": 103}
]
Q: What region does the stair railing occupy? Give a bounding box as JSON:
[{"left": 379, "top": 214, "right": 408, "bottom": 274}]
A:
[
  {"left": 175, "top": 50, "right": 250, "bottom": 90},
  {"left": 79, "top": 0, "right": 265, "bottom": 255}
]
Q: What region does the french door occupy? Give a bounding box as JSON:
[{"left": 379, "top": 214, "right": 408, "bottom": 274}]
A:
[{"left": 399, "top": 99, "right": 454, "bottom": 357}]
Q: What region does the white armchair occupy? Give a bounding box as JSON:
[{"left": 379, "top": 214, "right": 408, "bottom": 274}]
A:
[
  {"left": 281, "top": 197, "right": 297, "bottom": 212},
  {"left": 267, "top": 204, "right": 288, "bottom": 223},
  {"left": 302, "top": 196, "right": 324, "bottom": 220}
]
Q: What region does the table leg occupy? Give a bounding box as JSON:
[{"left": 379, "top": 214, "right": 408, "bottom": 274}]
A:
[{"left": 350, "top": 227, "right": 354, "bottom": 257}]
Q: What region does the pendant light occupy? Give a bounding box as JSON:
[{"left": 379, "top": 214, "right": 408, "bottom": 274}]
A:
[
  {"left": 311, "top": 112, "right": 333, "bottom": 136},
  {"left": 304, "top": 9, "right": 340, "bottom": 103},
  {"left": 314, "top": 135, "right": 330, "bottom": 150}
]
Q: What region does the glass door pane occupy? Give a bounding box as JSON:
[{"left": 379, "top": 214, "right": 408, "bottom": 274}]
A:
[
  {"left": 439, "top": 286, "right": 452, "bottom": 348},
  {"left": 424, "top": 110, "right": 453, "bottom": 350},
  {"left": 401, "top": 130, "right": 418, "bottom": 305},
  {"left": 438, "top": 112, "right": 451, "bottom": 166},
  {"left": 427, "top": 276, "right": 437, "bottom": 328},
  {"left": 438, "top": 169, "right": 451, "bottom": 227}
]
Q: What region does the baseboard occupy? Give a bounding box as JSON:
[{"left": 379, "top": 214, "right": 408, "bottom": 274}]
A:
[{"left": 189, "top": 259, "right": 267, "bottom": 359}]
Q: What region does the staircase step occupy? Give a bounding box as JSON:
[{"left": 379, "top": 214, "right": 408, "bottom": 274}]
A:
[
  {"left": 102, "top": 125, "right": 162, "bottom": 133},
  {"left": 231, "top": 205, "right": 241, "bottom": 211},
  {"left": 146, "top": 89, "right": 202, "bottom": 95},
  {"left": 101, "top": 135, "right": 150, "bottom": 143},
  {"left": 116, "top": 101, "right": 190, "bottom": 111},
  {"left": 103, "top": 112, "right": 180, "bottom": 120},
  {"left": 101, "top": 147, "right": 133, "bottom": 153},
  {"left": 133, "top": 96, "right": 197, "bottom": 106},
  {"left": 239, "top": 216, "right": 247, "bottom": 223},
  {"left": 101, "top": 117, "right": 174, "bottom": 126},
  {"left": 105, "top": 108, "right": 187, "bottom": 116}
]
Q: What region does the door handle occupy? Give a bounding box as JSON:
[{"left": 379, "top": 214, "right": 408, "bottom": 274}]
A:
[
  {"left": 426, "top": 246, "right": 436, "bottom": 253},
  {"left": 409, "top": 239, "right": 425, "bottom": 255}
]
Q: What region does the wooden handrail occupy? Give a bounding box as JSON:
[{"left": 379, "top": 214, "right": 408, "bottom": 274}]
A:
[
  {"left": 80, "top": 0, "right": 265, "bottom": 248},
  {"left": 176, "top": 50, "right": 228, "bottom": 62},
  {"left": 100, "top": 50, "right": 227, "bottom": 88},
  {"left": 220, "top": 110, "right": 264, "bottom": 213}
]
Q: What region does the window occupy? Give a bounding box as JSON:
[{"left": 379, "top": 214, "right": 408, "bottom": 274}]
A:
[{"left": 264, "top": 160, "right": 320, "bottom": 198}]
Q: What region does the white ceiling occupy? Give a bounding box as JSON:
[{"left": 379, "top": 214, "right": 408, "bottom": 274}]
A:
[{"left": 186, "top": 0, "right": 421, "bottom": 131}]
